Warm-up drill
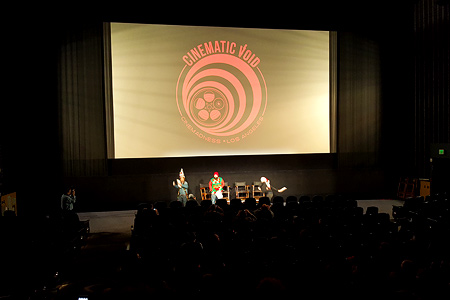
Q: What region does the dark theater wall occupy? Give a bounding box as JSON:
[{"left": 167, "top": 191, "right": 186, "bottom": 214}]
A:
[{"left": 413, "top": 0, "right": 450, "bottom": 177}]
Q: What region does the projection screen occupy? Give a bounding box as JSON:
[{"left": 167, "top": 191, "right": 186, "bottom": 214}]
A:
[{"left": 110, "top": 23, "right": 330, "bottom": 158}]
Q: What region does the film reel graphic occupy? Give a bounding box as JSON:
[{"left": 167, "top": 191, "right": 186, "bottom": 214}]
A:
[
  {"left": 191, "top": 88, "right": 228, "bottom": 126},
  {"left": 176, "top": 53, "right": 267, "bottom": 138}
]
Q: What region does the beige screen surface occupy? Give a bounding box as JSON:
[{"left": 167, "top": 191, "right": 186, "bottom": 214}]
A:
[{"left": 111, "top": 23, "right": 329, "bottom": 158}]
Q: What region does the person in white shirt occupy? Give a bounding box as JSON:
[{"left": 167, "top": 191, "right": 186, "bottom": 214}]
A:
[{"left": 258, "top": 177, "right": 287, "bottom": 201}]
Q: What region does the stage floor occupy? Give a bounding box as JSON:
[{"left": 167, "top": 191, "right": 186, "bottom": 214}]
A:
[
  {"left": 78, "top": 199, "right": 404, "bottom": 234},
  {"left": 78, "top": 210, "right": 136, "bottom": 234}
]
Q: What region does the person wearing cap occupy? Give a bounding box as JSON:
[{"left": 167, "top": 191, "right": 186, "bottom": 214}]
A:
[
  {"left": 209, "top": 172, "right": 224, "bottom": 204},
  {"left": 173, "top": 168, "right": 189, "bottom": 206}
]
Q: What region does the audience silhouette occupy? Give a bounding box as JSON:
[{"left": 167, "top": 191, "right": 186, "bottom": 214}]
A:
[{"left": 1, "top": 193, "right": 448, "bottom": 299}]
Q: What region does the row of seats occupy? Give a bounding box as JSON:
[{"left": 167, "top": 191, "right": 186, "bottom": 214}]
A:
[
  {"left": 128, "top": 193, "right": 450, "bottom": 298},
  {"left": 162, "top": 194, "right": 359, "bottom": 208},
  {"left": 393, "top": 193, "right": 450, "bottom": 223},
  {"left": 0, "top": 209, "right": 89, "bottom": 298}
]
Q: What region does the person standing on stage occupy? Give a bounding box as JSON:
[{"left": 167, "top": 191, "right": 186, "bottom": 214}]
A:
[
  {"left": 173, "top": 168, "right": 189, "bottom": 206},
  {"left": 258, "top": 176, "right": 287, "bottom": 201},
  {"left": 209, "top": 171, "right": 224, "bottom": 204}
]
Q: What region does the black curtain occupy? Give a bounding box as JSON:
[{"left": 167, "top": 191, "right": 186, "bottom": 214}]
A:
[
  {"left": 337, "top": 32, "right": 382, "bottom": 169},
  {"left": 57, "top": 21, "right": 108, "bottom": 177},
  {"left": 413, "top": 0, "right": 450, "bottom": 177}
]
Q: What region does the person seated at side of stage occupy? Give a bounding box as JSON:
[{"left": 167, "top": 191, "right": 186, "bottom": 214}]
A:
[{"left": 258, "top": 177, "right": 287, "bottom": 201}]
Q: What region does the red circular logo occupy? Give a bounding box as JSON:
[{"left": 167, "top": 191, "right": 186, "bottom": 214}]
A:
[{"left": 176, "top": 50, "right": 267, "bottom": 142}]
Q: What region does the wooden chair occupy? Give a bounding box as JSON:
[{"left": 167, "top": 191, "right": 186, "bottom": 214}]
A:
[
  {"left": 397, "top": 177, "right": 408, "bottom": 199},
  {"left": 222, "top": 182, "right": 231, "bottom": 203},
  {"left": 251, "top": 181, "right": 264, "bottom": 201},
  {"left": 397, "top": 177, "right": 417, "bottom": 200},
  {"left": 201, "top": 183, "right": 230, "bottom": 202},
  {"left": 405, "top": 178, "right": 417, "bottom": 198},
  {"left": 234, "top": 182, "right": 250, "bottom": 201},
  {"left": 200, "top": 183, "right": 211, "bottom": 201}
]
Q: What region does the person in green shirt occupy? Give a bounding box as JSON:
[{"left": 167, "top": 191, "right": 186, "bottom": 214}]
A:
[{"left": 209, "top": 171, "right": 224, "bottom": 204}]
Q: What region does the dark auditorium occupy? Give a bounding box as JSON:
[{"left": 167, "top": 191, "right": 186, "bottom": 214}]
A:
[{"left": 1, "top": 1, "right": 449, "bottom": 299}]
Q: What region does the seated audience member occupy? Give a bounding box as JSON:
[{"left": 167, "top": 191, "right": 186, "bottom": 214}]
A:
[{"left": 254, "top": 204, "right": 274, "bottom": 221}]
